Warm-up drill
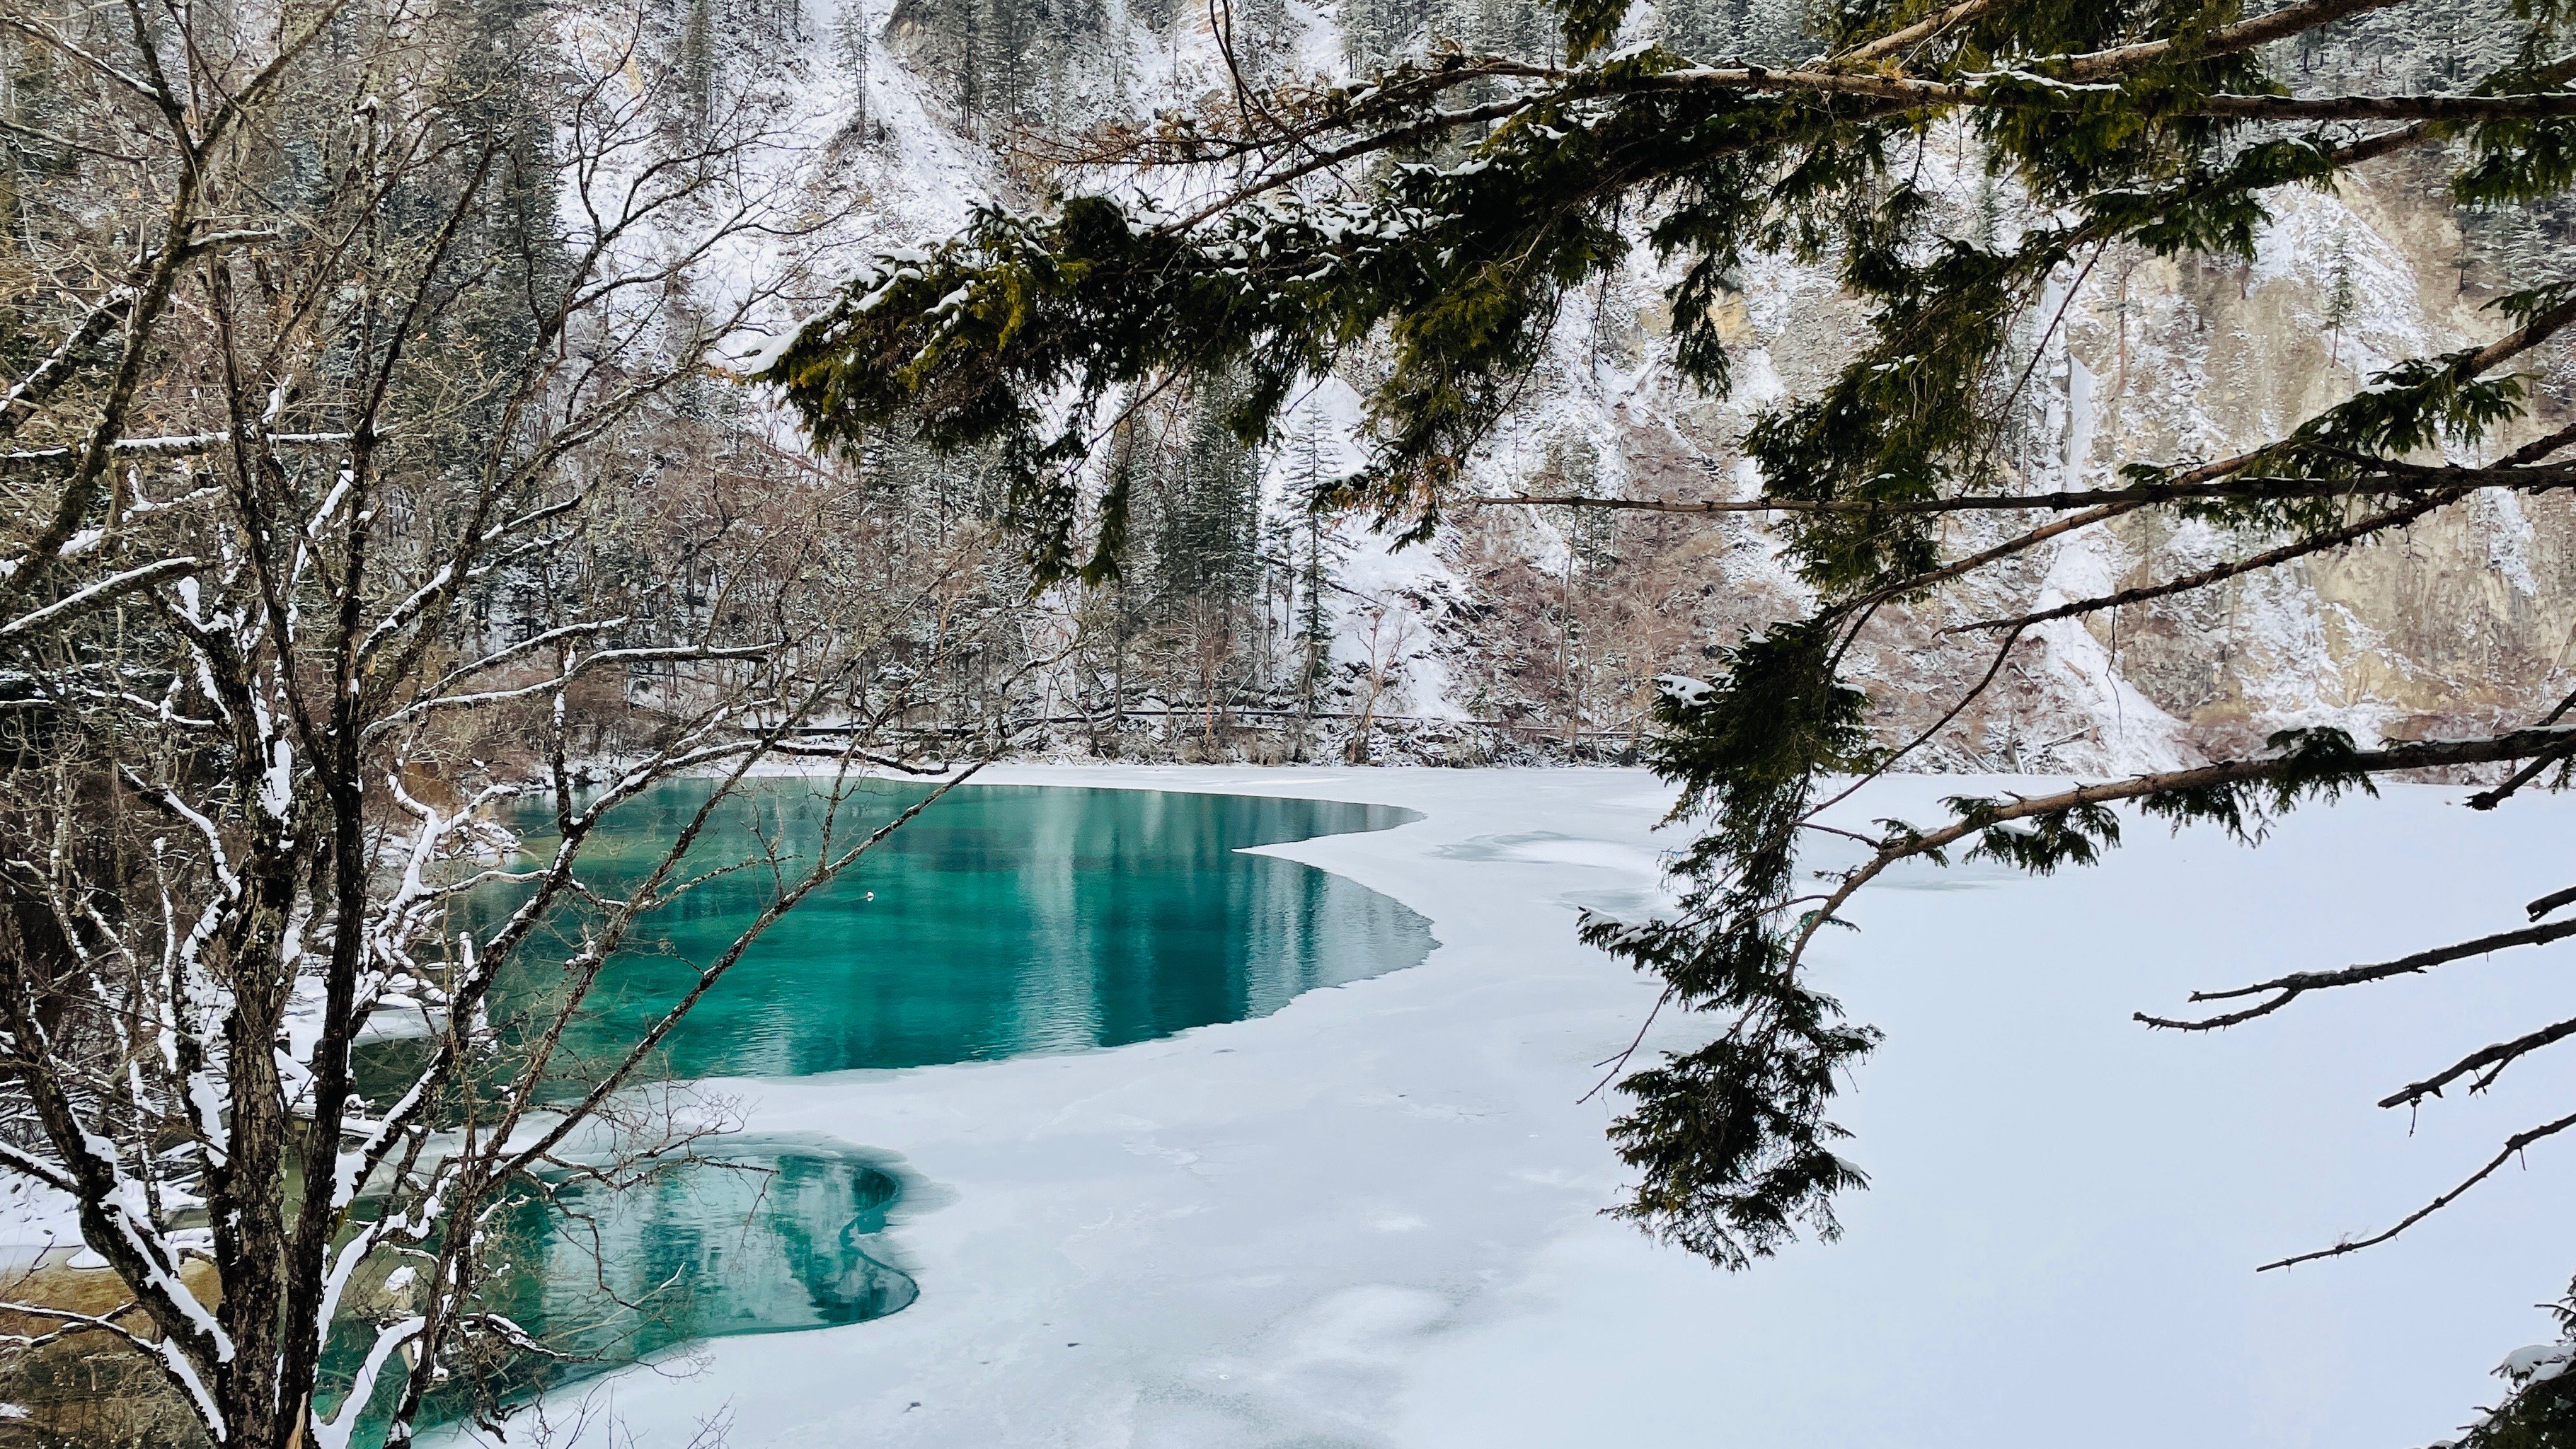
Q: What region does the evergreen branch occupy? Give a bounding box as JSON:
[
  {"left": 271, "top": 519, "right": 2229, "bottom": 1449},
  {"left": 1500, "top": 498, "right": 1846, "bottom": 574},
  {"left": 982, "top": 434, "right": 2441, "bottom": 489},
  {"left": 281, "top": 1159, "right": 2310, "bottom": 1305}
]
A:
[
  {"left": 1950, "top": 367, "right": 2576, "bottom": 635},
  {"left": 2191, "top": 93, "right": 2576, "bottom": 122},
  {"left": 1157, "top": 57, "right": 2497, "bottom": 233},
  {"left": 1171, "top": 92, "right": 1552, "bottom": 229},
  {"left": 2057, "top": 0, "right": 2414, "bottom": 81},
  {"left": 1860, "top": 501, "right": 2149, "bottom": 602},
  {"left": 2464, "top": 746, "right": 2576, "bottom": 810},
  {"left": 2326, "top": 120, "right": 2435, "bottom": 166},
  {"left": 2467, "top": 292, "right": 2576, "bottom": 378},
  {"left": 1630, "top": 69, "right": 2576, "bottom": 125},
  {"left": 1841, "top": 0, "right": 2022, "bottom": 62},
  {"left": 1783, "top": 725, "right": 2576, "bottom": 976},
  {"left": 1171, "top": 65, "right": 2538, "bottom": 233},
  {"left": 1840, "top": 434, "right": 2326, "bottom": 609}
]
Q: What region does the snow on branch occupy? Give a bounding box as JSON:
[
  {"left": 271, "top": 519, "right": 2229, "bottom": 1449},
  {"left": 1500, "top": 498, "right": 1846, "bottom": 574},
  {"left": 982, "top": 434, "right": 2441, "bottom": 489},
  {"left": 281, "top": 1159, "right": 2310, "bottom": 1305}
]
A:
[
  {"left": 0, "top": 557, "right": 199, "bottom": 641},
  {"left": 0, "top": 431, "right": 353, "bottom": 470}
]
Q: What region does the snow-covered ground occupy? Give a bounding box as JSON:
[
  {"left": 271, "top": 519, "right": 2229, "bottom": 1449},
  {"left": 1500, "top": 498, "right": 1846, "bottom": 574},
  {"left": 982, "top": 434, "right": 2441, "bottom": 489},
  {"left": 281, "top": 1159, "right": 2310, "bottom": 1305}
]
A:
[{"left": 422, "top": 765, "right": 2573, "bottom": 1448}]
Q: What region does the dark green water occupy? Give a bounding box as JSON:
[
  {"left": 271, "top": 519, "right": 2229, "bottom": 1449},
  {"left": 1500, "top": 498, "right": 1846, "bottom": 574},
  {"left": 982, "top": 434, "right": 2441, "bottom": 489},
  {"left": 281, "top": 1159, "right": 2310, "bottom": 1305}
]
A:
[{"left": 334, "top": 783, "right": 1430, "bottom": 1442}]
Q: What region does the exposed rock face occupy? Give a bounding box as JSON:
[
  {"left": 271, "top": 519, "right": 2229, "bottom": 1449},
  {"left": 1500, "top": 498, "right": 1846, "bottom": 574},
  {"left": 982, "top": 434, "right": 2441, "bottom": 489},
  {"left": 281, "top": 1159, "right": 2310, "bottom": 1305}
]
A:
[
  {"left": 2013, "top": 151, "right": 2568, "bottom": 761},
  {"left": 1422, "top": 137, "right": 2576, "bottom": 775}
]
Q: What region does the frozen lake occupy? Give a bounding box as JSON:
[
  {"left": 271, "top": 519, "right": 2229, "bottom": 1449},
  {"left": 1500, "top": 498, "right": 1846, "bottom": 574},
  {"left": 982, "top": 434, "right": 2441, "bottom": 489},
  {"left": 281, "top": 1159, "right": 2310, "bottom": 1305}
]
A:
[
  {"left": 333, "top": 781, "right": 1433, "bottom": 1441},
  {"left": 414, "top": 766, "right": 2575, "bottom": 1449}
]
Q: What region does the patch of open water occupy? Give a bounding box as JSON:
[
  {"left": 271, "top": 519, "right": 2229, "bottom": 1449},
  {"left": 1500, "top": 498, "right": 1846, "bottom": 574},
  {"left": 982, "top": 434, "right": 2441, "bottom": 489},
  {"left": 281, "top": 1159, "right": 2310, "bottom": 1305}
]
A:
[{"left": 335, "top": 782, "right": 1430, "bottom": 1441}]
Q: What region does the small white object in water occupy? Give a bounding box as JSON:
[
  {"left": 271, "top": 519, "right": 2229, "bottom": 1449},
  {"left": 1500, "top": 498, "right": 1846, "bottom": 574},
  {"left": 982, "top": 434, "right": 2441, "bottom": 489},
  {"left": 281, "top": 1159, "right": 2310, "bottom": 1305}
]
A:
[{"left": 865, "top": 891, "right": 875, "bottom": 901}]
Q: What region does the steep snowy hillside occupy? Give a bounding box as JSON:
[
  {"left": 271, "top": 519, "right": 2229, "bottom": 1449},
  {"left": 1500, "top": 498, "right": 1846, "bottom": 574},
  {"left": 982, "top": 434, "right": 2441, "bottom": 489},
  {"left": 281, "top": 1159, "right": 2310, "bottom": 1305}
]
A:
[{"left": 717, "top": 0, "right": 2576, "bottom": 771}]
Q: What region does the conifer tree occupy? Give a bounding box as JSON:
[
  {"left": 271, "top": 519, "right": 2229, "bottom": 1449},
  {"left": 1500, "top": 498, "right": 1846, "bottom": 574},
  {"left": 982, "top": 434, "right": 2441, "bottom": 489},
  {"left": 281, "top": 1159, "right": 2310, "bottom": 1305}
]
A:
[
  {"left": 1150, "top": 383, "right": 1263, "bottom": 744},
  {"left": 1660, "top": 0, "right": 1747, "bottom": 69},
  {"left": 764, "top": 0, "right": 2576, "bottom": 1431},
  {"left": 1275, "top": 410, "right": 1348, "bottom": 756},
  {"left": 836, "top": 0, "right": 872, "bottom": 123},
  {"left": 2324, "top": 232, "right": 2359, "bottom": 364}
]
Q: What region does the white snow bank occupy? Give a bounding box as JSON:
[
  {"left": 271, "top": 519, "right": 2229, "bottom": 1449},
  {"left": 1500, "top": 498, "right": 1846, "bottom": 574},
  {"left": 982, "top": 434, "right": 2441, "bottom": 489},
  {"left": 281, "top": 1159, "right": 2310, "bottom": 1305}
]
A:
[{"left": 424, "top": 766, "right": 2574, "bottom": 1449}]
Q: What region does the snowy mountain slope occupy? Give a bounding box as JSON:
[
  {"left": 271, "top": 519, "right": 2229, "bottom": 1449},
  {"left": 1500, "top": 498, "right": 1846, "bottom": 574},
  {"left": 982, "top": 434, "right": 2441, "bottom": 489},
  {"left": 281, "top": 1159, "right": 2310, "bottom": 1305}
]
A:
[{"left": 703, "top": 0, "right": 2576, "bottom": 771}]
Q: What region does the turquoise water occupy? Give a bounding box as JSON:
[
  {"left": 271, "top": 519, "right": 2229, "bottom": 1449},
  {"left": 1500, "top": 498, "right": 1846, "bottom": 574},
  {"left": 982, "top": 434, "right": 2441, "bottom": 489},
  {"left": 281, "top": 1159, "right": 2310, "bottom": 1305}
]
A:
[
  {"left": 321, "top": 1143, "right": 912, "bottom": 1439},
  {"left": 490, "top": 1143, "right": 916, "bottom": 1351},
  {"left": 470, "top": 780, "right": 1433, "bottom": 1086},
  {"left": 337, "top": 783, "right": 1430, "bottom": 1442}
]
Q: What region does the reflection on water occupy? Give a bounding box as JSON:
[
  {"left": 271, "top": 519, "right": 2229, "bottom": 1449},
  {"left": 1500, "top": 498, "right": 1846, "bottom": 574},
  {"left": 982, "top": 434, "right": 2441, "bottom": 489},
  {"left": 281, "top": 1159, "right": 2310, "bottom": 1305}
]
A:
[
  {"left": 334, "top": 785, "right": 1430, "bottom": 1444},
  {"left": 321, "top": 1144, "right": 912, "bottom": 1445},
  {"left": 463, "top": 781, "right": 1434, "bottom": 1087},
  {"left": 483, "top": 1144, "right": 916, "bottom": 1363}
]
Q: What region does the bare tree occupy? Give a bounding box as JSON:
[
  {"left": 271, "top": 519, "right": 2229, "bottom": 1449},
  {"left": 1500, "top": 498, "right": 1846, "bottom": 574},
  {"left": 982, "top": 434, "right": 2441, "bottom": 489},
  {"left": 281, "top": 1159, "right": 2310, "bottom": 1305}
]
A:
[
  {"left": 0, "top": 2, "right": 1015, "bottom": 1444},
  {"left": 1342, "top": 596, "right": 1413, "bottom": 764}
]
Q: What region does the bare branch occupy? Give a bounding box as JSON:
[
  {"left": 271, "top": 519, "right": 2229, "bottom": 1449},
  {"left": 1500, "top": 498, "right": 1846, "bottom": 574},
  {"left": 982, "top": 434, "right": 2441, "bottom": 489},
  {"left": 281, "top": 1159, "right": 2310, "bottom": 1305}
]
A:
[
  {"left": 2137, "top": 919, "right": 2576, "bottom": 1031},
  {"left": 1466, "top": 466, "right": 2576, "bottom": 518},
  {"left": 1, "top": 431, "right": 352, "bottom": 471},
  {"left": 2380, "top": 1015, "right": 2576, "bottom": 1109},
  {"left": 0, "top": 289, "right": 136, "bottom": 439},
  {"left": 2258, "top": 1109, "right": 2576, "bottom": 1271}
]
